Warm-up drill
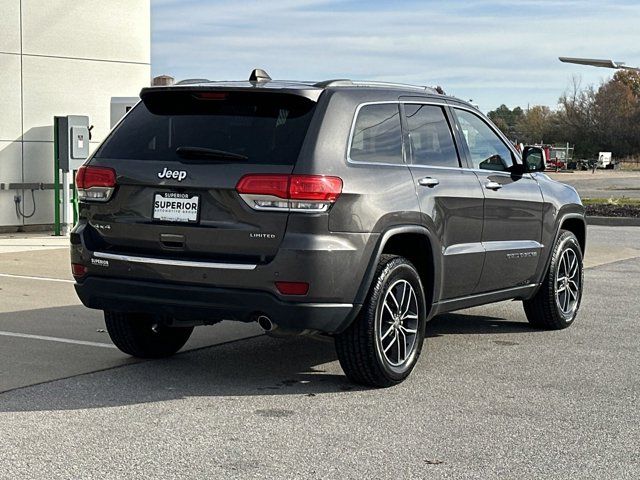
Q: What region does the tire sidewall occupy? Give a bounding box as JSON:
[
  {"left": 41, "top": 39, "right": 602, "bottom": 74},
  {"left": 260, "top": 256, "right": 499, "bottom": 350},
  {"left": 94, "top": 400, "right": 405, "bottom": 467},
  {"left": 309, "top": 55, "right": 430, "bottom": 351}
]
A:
[
  {"left": 551, "top": 232, "right": 584, "bottom": 326},
  {"left": 371, "top": 259, "right": 427, "bottom": 381}
]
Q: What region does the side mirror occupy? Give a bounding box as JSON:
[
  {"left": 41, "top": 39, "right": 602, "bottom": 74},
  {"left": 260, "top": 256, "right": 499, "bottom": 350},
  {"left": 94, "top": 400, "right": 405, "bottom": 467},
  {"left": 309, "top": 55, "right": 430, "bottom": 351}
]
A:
[{"left": 523, "top": 146, "right": 545, "bottom": 172}]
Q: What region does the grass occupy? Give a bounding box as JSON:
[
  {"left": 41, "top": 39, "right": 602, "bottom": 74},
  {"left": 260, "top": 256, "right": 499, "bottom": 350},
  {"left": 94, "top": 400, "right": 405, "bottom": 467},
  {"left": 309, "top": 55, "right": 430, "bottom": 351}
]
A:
[
  {"left": 618, "top": 163, "right": 640, "bottom": 172},
  {"left": 582, "top": 197, "right": 640, "bottom": 218}
]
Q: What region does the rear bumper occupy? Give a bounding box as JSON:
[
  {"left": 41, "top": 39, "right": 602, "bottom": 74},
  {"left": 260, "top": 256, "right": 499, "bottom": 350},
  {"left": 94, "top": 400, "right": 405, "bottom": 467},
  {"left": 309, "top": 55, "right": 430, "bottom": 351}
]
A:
[{"left": 75, "top": 276, "right": 360, "bottom": 334}]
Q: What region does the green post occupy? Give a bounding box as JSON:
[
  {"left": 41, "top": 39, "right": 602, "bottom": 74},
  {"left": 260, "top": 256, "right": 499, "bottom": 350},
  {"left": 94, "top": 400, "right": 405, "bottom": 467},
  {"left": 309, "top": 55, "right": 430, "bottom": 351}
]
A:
[{"left": 53, "top": 117, "right": 61, "bottom": 236}]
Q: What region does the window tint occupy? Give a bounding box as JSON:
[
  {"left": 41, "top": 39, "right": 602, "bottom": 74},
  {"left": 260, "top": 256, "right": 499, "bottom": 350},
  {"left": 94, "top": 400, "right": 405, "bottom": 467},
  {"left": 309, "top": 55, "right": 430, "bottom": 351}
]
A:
[
  {"left": 404, "top": 104, "right": 459, "bottom": 167},
  {"left": 454, "top": 109, "right": 513, "bottom": 171},
  {"left": 94, "top": 91, "right": 316, "bottom": 165},
  {"left": 350, "top": 103, "right": 403, "bottom": 164}
]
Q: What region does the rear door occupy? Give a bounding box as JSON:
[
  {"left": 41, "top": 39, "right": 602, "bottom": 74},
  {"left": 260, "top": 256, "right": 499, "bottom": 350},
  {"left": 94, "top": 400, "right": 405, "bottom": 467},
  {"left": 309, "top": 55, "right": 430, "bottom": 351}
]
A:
[
  {"left": 402, "top": 102, "right": 485, "bottom": 300},
  {"left": 451, "top": 107, "right": 544, "bottom": 293},
  {"left": 84, "top": 89, "right": 317, "bottom": 263}
]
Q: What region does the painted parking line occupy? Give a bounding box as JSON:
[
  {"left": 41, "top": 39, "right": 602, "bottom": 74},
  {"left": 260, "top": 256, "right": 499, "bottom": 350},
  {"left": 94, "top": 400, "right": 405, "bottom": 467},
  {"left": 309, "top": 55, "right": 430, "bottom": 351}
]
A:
[
  {"left": 0, "top": 273, "right": 74, "bottom": 284},
  {"left": 0, "top": 330, "right": 116, "bottom": 349}
]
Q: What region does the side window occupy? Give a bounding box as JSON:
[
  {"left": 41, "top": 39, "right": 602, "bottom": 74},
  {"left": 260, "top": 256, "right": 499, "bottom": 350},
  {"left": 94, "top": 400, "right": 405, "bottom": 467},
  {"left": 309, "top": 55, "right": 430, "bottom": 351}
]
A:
[
  {"left": 454, "top": 109, "right": 513, "bottom": 171},
  {"left": 349, "top": 103, "right": 403, "bottom": 164},
  {"left": 404, "top": 104, "right": 459, "bottom": 168}
]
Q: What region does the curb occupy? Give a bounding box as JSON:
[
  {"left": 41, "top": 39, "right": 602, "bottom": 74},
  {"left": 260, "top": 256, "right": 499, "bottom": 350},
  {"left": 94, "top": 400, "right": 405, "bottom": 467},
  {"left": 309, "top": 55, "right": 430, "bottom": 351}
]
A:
[
  {"left": 587, "top": 216, "right": 640, "bottom": 227},
  {"left": 0, "top": 223, "right": 57, "bottom": 234}
]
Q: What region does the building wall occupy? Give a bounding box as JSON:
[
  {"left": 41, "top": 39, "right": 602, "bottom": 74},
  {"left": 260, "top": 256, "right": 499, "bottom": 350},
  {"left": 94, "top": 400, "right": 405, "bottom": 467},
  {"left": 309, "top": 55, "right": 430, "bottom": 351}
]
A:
[{"left": 0, "top": 0, "right": 150, "bottom": 228}]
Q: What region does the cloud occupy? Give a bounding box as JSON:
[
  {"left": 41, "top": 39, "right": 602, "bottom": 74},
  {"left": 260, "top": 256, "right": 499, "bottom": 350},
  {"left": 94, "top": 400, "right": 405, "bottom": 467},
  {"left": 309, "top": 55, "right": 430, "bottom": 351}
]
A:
[{"left": 151, "top": 0, "right": 640, "bottom": 111}]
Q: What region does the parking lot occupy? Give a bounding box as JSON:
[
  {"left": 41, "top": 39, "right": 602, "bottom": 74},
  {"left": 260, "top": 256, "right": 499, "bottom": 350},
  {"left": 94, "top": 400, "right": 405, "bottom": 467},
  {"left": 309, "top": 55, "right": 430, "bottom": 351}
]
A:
[
  {"left": 548, "top": 170, "right": 640, "bottom": 198},
  {"left": 1, "top": 226, "right": 639, "bottom": 479}
]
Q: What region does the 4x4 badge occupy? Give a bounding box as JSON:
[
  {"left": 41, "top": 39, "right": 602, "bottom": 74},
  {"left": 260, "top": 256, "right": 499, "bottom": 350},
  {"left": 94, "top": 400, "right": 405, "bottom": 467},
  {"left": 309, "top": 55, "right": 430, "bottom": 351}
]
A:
[{"left": 158, "top": 168, "right": 187, "bottom": 181}]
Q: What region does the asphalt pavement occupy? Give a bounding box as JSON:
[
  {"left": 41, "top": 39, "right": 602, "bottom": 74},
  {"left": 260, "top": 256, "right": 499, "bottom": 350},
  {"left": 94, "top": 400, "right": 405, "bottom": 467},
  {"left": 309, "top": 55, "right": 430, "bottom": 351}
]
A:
[
  {"left": 0, "top": 226, "right": 638, "bottom": 479},
  {"left": 548, "top": 170, "right": 640, "bottom": 199}
]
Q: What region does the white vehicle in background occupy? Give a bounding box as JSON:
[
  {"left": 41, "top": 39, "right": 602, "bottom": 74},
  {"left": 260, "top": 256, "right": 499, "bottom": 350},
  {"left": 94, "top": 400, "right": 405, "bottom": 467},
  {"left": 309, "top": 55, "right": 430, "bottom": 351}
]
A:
[{"left": 598, "top": 152, "right": 613, "bottom": 169}]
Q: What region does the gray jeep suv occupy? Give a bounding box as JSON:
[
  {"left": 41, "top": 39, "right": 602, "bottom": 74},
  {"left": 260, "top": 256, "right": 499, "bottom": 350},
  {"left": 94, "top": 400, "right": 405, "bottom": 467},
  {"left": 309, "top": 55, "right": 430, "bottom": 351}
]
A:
[{"left": 71, "top": 69, "right": 586, "bottom": 387}]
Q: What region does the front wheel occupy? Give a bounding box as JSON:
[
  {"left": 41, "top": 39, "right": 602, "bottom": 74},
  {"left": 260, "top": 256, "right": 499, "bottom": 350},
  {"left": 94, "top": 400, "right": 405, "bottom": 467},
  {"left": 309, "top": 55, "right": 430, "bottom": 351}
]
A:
[
  {"left": 104, "top": 311, "right": 194, "bottom": 358},
  {"left": 335, "top": 255, "right": 427, "bottom": 387},
  {"left": 523, "top": 230, "right": 584, "bottom": 329}
]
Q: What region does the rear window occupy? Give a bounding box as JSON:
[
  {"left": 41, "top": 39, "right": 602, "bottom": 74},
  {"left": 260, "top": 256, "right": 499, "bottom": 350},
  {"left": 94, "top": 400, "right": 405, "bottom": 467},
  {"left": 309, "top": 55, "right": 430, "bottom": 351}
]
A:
[
  {"left": 349, "top": 103, "right": 403, "bottom": 164},
  {"left": 94, "top": 91, "right": 316, "bottom": 165}
]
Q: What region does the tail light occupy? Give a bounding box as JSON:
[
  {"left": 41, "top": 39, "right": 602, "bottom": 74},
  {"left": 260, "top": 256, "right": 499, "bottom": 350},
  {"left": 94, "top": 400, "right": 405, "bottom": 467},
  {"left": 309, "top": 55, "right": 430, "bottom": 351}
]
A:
[
  {"left": 236, "top": 174, "right": 342, "bottom": 212},
  {"left": 71, "top": 263, "right": 87, "bottom": 278},
  {"left": 275, "top": 281, "right": 309, "bottom": 295},
  {"left": 76, "top": 166, "right": 116, "bottom": 202}
]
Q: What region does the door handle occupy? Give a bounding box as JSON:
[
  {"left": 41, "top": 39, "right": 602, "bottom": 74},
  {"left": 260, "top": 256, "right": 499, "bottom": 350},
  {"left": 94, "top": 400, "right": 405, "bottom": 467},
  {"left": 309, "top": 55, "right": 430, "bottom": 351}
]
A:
[
  {"left": 418, "top": 177, "right": 439, "bottom": 187},
  {"left": 160, "top": 233, "right": 185, "bottom": 249},
  {"left": 484, "top": 181, "right": 502, "bottom": 190}
]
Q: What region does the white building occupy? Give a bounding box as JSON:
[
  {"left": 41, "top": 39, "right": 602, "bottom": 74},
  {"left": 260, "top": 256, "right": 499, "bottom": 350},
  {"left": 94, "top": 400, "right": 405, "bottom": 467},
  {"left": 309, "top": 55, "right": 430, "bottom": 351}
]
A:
[{"left": 0, "top": 0, "right": 150, "bottom": 230}]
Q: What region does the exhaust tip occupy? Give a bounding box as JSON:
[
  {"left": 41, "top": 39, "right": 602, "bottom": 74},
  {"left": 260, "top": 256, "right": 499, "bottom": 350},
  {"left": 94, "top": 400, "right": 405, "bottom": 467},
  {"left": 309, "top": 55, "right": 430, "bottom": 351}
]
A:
[{"left": 256, "top": 315, "right": 274, "bottom": 332}]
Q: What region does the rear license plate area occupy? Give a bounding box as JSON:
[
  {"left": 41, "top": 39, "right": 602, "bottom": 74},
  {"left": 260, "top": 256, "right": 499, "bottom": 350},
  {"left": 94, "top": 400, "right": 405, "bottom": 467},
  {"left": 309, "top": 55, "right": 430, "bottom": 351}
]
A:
[{"left": 152, "top": 192, "right": 200, "bottom": 223}]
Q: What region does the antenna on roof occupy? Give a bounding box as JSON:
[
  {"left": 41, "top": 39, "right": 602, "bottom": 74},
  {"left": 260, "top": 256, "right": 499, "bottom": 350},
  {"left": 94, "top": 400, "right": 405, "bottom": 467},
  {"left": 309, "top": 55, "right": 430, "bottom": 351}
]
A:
[{"left": 249, "top": 68, "right": 272, "bottom": 83}]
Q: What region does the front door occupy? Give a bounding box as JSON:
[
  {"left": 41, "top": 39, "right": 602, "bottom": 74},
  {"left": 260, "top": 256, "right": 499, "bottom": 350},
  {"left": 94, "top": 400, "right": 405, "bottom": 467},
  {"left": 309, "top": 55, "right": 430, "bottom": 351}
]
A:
[{"left": 451, "top": 107, "right": 544, "bottom": 293}]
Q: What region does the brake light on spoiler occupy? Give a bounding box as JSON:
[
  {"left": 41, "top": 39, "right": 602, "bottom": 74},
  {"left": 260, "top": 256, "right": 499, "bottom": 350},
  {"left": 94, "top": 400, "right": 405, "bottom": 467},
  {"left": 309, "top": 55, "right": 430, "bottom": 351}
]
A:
[
  {"left": 236, "top": 174, "right": 342, "bottom": 212},
  {"left": 76, "top": 166, "right": 116, "bottom": 202}
]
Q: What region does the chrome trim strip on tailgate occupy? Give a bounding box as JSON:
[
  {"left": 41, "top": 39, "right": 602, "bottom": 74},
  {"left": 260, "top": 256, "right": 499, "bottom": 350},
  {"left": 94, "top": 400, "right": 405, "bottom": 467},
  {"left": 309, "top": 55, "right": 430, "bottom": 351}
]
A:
[{"left": 93, "top": 252, "right": 257, "bottom": 270}]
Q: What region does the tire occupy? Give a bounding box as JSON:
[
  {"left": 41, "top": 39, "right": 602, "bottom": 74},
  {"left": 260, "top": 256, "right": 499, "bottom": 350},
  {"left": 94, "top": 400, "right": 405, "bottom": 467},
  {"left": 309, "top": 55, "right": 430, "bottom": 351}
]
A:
[
  {"left": 335, "top": 255, "right": 427, "bottom": 387},
  {"left": 104, "top": 311, "right": 194, "bottom": 358},
  {"left": 523, "top": 230, "right": 584, "bottom": 329}
]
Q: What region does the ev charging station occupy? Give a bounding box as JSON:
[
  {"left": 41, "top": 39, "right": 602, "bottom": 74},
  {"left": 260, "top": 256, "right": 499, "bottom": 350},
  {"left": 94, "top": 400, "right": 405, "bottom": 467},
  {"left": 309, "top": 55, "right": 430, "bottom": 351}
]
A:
[{"left": 53, "top": 115, "right": 91, "bottom": 236}]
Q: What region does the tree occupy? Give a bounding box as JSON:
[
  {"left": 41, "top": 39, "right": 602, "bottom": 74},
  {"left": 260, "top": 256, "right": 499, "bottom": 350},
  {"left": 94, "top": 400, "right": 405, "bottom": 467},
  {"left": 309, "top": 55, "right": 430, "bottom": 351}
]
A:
[
  {"left": 554, "top": 74, "right": 640, "bottom": 158},
  {"left": 516, "top": 106, "right": 554, "bottom": 144},
  {"left": 556, "top": 77, "right": 599, "bottom": 157},
  {"left": 613, "top": 70, "right": 640, "bottom": 98},
  {"left": 487, "top": 104, "right": 524, "bottom": 138},
  {"left": 486, "top": 72, "right": 640, "bottom": 159},
  {"left": 593, "top": 77, "right": 639, "bottom": 156}
]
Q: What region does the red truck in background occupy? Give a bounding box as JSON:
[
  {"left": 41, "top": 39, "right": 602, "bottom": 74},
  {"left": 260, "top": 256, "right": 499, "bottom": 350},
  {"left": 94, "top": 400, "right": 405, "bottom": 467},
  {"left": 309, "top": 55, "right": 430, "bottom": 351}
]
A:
[{"left": 516, "top": 143, "right": 574, "bottom": 170}]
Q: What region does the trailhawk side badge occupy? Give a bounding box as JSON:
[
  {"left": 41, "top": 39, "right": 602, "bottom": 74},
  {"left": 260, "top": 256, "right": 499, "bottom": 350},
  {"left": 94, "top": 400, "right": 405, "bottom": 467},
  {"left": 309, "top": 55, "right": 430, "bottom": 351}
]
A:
[{"left": 506, "top": 251, "right": 538, "bottom": 259}]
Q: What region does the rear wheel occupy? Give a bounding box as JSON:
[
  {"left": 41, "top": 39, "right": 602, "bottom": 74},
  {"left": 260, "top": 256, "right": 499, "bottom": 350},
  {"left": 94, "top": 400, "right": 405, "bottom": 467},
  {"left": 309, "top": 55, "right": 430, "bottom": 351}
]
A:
[
  {"left": 523, "top": 230, "right": 583, "bottom": 329},
  {"left": 104, "top": 311, "right": 193, "bottom": 358},
  {"left": 335, "top": 255, "right": 427, "bottom": 387}
]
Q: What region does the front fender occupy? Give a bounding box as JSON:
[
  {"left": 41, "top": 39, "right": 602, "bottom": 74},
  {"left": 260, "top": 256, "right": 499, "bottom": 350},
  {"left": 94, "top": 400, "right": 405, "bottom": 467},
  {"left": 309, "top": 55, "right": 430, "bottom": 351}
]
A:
[{"left": 531, "top": 208, "right": 586, "bottom": 297}]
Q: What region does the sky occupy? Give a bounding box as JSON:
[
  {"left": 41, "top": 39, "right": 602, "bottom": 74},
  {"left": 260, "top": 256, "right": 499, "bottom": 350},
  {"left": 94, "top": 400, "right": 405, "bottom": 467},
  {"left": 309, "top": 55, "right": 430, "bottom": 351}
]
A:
[{"left": 151, "top": 0, "right": 640, "bottom": 113}]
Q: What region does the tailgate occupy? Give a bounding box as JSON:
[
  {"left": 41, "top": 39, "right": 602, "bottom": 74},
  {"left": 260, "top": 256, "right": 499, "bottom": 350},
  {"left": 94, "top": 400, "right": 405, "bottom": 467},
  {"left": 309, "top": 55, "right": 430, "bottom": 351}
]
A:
[{"left": 81, "top": 89, "right": 317, "bottom": 262}]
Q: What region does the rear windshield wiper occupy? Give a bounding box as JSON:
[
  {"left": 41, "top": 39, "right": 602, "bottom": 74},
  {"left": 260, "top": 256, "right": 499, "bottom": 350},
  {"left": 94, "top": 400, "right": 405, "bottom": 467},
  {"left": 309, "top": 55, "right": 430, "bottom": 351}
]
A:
[{"left": 175, "top": 146, "right": 248, "bottom": 162}]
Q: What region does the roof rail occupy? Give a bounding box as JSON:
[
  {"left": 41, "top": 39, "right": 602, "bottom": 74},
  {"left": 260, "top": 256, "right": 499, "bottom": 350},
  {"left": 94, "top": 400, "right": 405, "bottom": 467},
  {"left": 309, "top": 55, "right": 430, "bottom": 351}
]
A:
[
  {"left": 175, "top": 78, "right": 211, "bottom": 85},
  {"left": 352, "top": 81, "right": 431, "bottom": 92},
  {"left": 313, "top": 79, "right": 353, "bottom": 88},
  {"left": 314, "top": 79, "right": 444, "bottom": 94}
]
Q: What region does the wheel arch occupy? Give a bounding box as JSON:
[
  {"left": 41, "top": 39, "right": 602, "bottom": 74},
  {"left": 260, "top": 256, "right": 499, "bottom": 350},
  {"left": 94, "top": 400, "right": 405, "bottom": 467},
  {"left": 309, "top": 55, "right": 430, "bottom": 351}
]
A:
[
  {"left": 354, "top": 226, "right": 441, "bottom": 320},
  {"left": 530, "top": 212, "right": 586, "bottom": 299},
  {"left": 560, "top": 215, "right": 586, "bottom": 253}
]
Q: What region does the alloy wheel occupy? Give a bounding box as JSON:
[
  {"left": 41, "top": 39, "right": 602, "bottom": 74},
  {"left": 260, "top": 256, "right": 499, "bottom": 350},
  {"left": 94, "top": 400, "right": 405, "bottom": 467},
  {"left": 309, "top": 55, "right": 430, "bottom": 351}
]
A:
[
  {"left": 376, "top": 279, "right": 419, "bottom": 367},
  {"left": 555, "top": 247, "right": 581, "bottom": 317}
]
